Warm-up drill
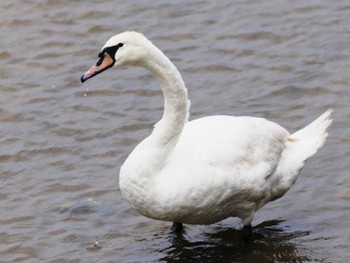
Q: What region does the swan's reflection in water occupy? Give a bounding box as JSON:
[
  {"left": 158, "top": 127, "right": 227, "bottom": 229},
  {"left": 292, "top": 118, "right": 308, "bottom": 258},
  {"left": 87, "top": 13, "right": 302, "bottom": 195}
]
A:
[{"left": 158, "top": 220, "right": 312, "bottom": 263}]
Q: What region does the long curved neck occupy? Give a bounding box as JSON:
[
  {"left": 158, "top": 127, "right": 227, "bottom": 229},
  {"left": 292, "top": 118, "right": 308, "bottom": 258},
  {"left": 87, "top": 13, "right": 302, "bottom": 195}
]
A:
[
  {"left": 119, "top": 41, "right": 190, "bottom": 207},
  {"left": 144, "top": 44, "right": 190, "bottom": 148}
]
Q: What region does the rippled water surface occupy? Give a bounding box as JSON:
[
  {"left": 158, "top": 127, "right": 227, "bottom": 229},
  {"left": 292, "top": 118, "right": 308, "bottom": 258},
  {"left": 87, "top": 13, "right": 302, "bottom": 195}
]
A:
[{"left": 1, "top": 1, "right": 349, "bottom": 262}]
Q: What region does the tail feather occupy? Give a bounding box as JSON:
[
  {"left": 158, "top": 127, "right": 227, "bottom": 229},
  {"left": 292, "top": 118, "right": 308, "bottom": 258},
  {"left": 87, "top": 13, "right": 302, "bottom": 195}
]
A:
[
  {"left": 288, "top": 108, "right": 333, "bottom": 158},
  {"left": 270, "top": 109, "right": 333, "bottom": 200}
]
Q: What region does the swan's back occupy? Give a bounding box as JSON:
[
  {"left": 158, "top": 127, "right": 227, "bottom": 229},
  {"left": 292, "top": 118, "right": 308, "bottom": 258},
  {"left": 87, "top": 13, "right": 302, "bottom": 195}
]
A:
[{"left": 166, "top": 115, "right": 289, "bottom": 179}]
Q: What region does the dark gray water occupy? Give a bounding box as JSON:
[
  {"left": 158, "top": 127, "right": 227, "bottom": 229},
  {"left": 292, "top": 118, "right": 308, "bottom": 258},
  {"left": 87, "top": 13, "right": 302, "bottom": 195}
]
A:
[{"left": 1, "top": 1, "right": 349, "bottom": 262}]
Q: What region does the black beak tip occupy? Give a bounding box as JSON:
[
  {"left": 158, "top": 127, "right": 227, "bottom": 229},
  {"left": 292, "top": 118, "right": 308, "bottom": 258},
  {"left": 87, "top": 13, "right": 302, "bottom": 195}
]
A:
[{"left": 80, "top": 75, "right": 86, "bottom": 83}]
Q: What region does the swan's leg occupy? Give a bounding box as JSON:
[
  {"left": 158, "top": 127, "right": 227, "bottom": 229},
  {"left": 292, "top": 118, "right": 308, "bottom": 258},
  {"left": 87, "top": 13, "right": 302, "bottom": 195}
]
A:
[
  {"left": 170, "top": 222, "right": 183, "bottom": 233},
  {"left": 241, "top": 213, "right": 254, "bottom": 240},
  {"left": 242, "top": 224, "right": 253, "bottom": 240}
]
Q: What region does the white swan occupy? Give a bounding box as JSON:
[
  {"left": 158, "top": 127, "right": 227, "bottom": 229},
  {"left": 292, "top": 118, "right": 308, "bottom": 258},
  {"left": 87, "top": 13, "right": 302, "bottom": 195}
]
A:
[{"left": 81, "top": 31, "right": 332, "bottom": 234}]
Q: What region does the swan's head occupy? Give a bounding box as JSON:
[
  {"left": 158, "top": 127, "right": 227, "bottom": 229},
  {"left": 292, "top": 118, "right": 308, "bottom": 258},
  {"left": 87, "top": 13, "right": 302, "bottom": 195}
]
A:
[{"left": 81, "top": 31, "right": 150, "bottom": 83}]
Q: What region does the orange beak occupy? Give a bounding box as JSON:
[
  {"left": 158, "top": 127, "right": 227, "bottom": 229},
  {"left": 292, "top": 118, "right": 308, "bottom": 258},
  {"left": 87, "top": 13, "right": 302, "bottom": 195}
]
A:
[{"left": 81, "top": 53, "right": 115, "bottom": 83}]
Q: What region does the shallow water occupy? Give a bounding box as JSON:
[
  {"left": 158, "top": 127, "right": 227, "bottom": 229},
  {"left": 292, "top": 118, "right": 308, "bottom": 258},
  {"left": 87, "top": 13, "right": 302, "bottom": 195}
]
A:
[{"left": 1, "top": 0, "right": 349, "bottom": 262}]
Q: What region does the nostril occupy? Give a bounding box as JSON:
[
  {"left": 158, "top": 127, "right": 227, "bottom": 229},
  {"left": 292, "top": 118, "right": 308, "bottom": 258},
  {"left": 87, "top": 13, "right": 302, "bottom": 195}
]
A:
[{"left": 96, "top": 56, "right": 104, "bottom": 66}]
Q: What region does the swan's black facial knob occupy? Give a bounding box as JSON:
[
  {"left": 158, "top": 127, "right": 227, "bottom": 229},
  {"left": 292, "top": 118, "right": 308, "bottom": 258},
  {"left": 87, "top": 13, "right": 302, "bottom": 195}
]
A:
[{"left": 101, "top": 43, "right": 124, "bottom": 60}]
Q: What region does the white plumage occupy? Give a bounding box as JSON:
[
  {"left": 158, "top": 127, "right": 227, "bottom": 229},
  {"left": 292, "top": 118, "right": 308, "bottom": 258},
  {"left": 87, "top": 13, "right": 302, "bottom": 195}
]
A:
[{"left": 82, "top": 31, "right": 332, "bottom": 231}]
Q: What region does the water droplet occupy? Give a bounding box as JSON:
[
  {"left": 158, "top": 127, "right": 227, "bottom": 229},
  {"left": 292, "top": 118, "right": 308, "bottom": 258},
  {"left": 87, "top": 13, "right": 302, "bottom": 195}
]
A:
[{"left": 84, "top": 87, "right": 89, "bottom": 97}]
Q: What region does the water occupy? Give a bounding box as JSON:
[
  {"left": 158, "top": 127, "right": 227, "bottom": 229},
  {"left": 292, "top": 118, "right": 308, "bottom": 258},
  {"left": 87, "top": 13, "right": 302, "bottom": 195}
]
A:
[{"left": 1, "top": 0, "right": 349, "bottom": 262}]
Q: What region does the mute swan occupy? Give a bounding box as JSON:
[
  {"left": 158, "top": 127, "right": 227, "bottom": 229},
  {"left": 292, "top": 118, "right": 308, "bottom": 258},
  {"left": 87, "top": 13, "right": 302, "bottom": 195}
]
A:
[{"left": 81, "top": 31, "right": 332, "bottom": 235}]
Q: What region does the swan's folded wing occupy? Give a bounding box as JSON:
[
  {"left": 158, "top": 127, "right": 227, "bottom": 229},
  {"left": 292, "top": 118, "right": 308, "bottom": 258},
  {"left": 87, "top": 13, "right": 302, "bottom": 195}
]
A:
[{"left": 158, "top": 115, "right": 290, "bottom": 191}]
